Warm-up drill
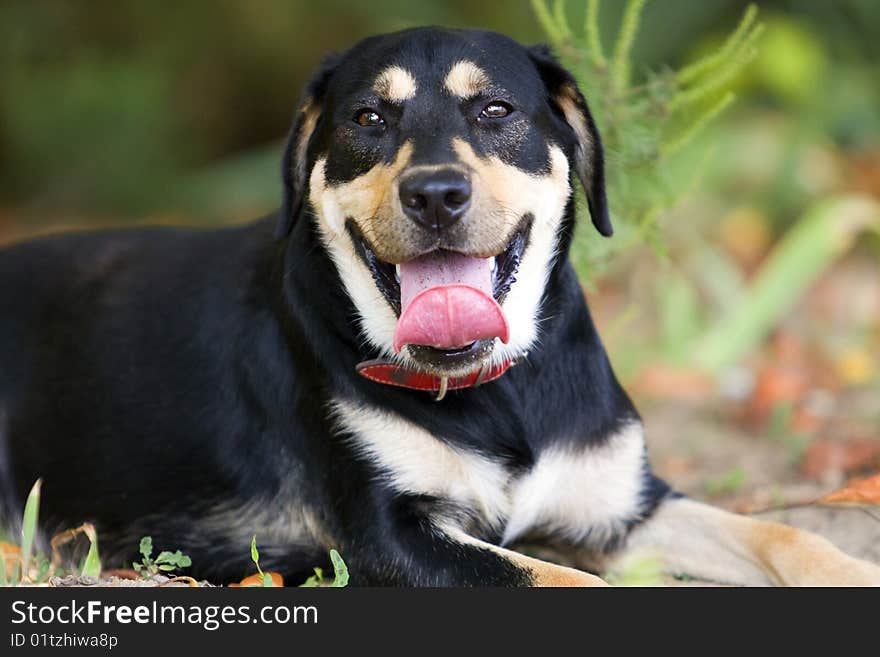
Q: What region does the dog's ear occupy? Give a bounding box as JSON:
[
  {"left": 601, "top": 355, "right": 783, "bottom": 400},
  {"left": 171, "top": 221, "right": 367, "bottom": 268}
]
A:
[
  {"left": 527, "top": 45, "right": 612, "bottom": 237},
  {"left": 277, "top": 53, "right": 341, "bottom": 239}
]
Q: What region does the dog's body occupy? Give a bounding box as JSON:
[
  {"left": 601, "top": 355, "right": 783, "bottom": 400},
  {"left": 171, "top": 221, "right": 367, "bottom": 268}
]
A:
[{"left": 2, "top": 27, "right": 878, "bottom": 586}]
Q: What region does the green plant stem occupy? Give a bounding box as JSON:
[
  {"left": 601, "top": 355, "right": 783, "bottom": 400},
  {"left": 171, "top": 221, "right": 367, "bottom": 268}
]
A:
[
  {"left": 676, "top": 4, "right": 758, "bottom": 85},
  {"left": 661, "top": 91, "right": 735, "bottom": 157},
  {"left": 611, "top": 0, "right": 647, "bottom": 92},
  {"left": 694, "top": 196, "right": 880, "bottom": 372},
  {"left": 530, "top": 0, "right": 563, "bottom": 44},
  {"left": 584, "top": 0, "right": 606, "bottom": 67},
  {"left": 669, "top": 24, "right": 763, "bottom": 111}
]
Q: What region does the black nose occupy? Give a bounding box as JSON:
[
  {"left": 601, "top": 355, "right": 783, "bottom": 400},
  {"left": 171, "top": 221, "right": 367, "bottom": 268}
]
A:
[{"left": 399, "top": 170, "right": 471, "bottom": 232}]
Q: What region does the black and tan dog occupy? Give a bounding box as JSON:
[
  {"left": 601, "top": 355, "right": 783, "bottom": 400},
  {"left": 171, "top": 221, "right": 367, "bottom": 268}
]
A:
[{"left": 1, "top": 28, "right": 878, "bottom": 586}]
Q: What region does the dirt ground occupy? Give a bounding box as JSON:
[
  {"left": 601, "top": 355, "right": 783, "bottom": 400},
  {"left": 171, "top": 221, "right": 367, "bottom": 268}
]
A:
[{"left": 641, "top": 390, "right": 880, "bottom": 583}]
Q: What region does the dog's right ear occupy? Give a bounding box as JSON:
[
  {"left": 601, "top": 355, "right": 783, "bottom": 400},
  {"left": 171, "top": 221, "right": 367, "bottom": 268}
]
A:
[
  {"left": 277, "top": 54, "right": 341, "bottom": 239},
  {"left": 527, "top": 44, "right": 612, "bottom": 237}
]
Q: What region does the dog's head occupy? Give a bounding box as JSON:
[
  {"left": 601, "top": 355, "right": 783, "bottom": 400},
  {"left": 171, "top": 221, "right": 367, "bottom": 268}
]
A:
[{"left": 280, "top": 27, "right": 610, "bottom": 378}]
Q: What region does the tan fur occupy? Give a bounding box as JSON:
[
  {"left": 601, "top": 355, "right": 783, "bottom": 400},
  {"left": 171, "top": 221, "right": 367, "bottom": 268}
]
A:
[
  {"left": 444, "top": 526, "right": 608, "bottom": 587},
  {"left": 452, "top": 139, "right": 571, "bottom": 366},
  {"left": 554, "top": 83, "right": 593, "bottom": 181},
  {"left": 307, "top": 135, "right": 571, "bottom": 372},
  {"left": 293, "top": 98, "right": 320, "bottom": 191},
  {"left": 443, "top": 60, "right": 490, "bottom": 99},
  {"left": 373, "top": 65, "right": 417, "bottom": 103},
  {"left": 745, "top": 514, "right": 880, "bottom": 586},
  {"left": 619, "top": 497, "right": 880, "bottom": 586}
]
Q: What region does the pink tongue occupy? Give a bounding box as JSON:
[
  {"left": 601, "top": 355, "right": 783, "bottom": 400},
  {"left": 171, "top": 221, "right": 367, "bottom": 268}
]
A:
[{"left": 394, "top": 252, "right": 509, "bottom": 353}]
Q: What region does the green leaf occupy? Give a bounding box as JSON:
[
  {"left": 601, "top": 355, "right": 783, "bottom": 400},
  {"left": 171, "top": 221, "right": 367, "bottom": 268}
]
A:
[
  {"left": 154, "top": 550, "right": 175, "bottom": 564},
  {"left": 158, "top": 564, "right": 175, "bottom": 571},
  {"left": 80, "top": 526, "right": 102, "bottom": 579},
  {"left": 250, "top": 535, "right": 264, "bottom": 577},
  {"left": 19, "top": 479, "right": 42, "bottom": 582},
  {"left": 139, "top": 536, "right": 153, "bottom": 560},
  {"left": 299, "top": 566, "right": 323, "bottom": 588},
  {"left": 262, "top": 573, "right": 273, "bottom": 588},
  {"left": 177, "top": 554, "right": 191, "bottom": 568},
  {"left": 329, "top": 549, "right": 349, "bottom": 587}
]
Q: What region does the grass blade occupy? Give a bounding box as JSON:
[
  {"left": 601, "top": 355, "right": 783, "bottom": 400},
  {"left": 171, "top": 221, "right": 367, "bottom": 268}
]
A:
[
  {"left": 611, "top": 0, "right": 647, "bottom": 92},
  {"left": 329, "top": 549, "right": 349, "bottom": 587},
  {"left": 80, "top": 524, "right": 102, "bottom": 579},
  {"left": 19, "top": 479, "right": 41, "bottom": 582},
  {"left": 695, "top": 196, "right": 880, "bottom": 372}
]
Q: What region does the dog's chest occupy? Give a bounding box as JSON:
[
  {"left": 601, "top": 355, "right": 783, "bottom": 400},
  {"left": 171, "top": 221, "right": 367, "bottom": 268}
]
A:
[{"left": 331, "top": 399, "right": 646, "bottom": 547}]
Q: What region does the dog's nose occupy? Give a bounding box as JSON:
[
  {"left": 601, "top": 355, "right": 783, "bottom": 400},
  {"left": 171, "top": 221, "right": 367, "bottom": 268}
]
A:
[{"left": 399, "top": 170, "right": 471, "bottom": 232}]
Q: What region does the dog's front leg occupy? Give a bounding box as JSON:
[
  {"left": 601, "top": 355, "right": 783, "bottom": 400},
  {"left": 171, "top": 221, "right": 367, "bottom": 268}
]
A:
[
  {"left": 349, "top": 521, "right": 607, "bottom": 587},
  {"left": 613, "top": 497, "right": 880, "bottom": 586}
]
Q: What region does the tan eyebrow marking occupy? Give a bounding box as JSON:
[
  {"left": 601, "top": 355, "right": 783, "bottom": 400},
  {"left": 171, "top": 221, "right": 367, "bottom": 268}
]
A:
[
  {"left": 443, "top": 60, "right": 490, "bottom": 99},
  {"left": 373, "top": 66, "right": 417, "bottom": 103}
]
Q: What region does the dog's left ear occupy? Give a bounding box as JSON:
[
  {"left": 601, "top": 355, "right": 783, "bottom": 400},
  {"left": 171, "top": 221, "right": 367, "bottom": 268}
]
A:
[
  {"left": 277, "top": 54, "right": 341, "bottom": 239},
  {"left": 527, "top": 45, "right": 612, "bottom": 237}
]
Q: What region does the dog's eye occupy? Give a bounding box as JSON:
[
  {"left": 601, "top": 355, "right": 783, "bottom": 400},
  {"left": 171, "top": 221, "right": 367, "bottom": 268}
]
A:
[
  {"left": 479, "top": 102, "right": 513, "bottom": 119},
  {"left": 354, "top": 109, "right": 385, "bottom": 127}
]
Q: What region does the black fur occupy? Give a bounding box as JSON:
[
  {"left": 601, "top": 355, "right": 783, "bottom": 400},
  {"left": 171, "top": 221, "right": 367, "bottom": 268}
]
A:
[{"left": 0, "top": 28, "right": 667, "bottom": 585}]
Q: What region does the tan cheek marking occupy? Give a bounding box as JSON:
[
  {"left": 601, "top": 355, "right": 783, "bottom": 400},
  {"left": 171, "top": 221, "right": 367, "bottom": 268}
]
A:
[
  {"left": 373, "top": 66, "right": 417, "bottom": 103},
  {"left": 443, "top": 60, "right": 489, "bottom": 98},
  {"left": 309, "top": 142, "right": 414, "bottom": 239},
  {"left": 451, "top": 138, "right": 570, "bottom": 227}
]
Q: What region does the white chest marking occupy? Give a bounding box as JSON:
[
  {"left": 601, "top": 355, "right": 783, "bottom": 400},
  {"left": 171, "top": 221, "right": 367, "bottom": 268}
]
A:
[
  {"left": 502, "top": 422, "right": 646, "bottom": 547},
  {"left": 331, "top": 399, "right": 512, "bottom": 528},
  {"left": 332, "top": 399, "right": 646, "bottom": 545}
]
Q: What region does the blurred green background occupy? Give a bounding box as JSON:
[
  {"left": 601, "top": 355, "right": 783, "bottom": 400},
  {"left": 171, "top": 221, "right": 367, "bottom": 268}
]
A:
[
  {"left": 1, "top": 0, "right": 877, "bottom": 225},
  {"left": 1, "top": 1, "right": 879, "bottom": 498}
]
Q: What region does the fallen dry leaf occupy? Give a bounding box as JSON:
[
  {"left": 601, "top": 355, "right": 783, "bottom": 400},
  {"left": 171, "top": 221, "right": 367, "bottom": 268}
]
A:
[
  {"left": 802, "top": 440, "right": 880, "bottom": 480},
  {"left": 818, "top": 473, "right": 880, "bottom": 506},
  {"left": 229, "top": 572, "right": 284, "bottom": 587},
  {"left": 102, "top": 568, "right": 140, "bottom": 580},
  {"left": 1, "top": 541, "right": 21, "bottom": 579}
]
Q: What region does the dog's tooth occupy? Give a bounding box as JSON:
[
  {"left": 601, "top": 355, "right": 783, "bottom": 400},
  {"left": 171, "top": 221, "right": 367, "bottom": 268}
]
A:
[
  {"left": 490, "top": 257, "right": 497, "bottom": 274},
  {"left": 395, "top": 264, "right": 401, "bottom": 282}
]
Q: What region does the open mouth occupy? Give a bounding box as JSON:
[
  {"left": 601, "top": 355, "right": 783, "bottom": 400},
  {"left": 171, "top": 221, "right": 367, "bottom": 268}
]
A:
[{"left": 349, "top": 215, "right": 532, "bottom": 371}]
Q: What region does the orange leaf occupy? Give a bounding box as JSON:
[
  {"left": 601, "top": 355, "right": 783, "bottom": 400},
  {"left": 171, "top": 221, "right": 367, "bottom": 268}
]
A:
[
  {"left": 229, "top": 572, "right": 284, "bottom": 587},
  {"left": 818, "top": 473, "right": 880, "bottom": 506},
  {"left": 1, "top": 541, "right": 21, "bottom": 579}
]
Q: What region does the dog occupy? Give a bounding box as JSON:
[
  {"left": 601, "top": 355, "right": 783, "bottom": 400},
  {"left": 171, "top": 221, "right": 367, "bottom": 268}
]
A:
[{"left": 1, "top": 27, "right": 878, "bottom": 586}]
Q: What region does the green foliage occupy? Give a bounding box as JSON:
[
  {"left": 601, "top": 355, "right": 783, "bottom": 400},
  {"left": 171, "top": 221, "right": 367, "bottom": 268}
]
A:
[
  {"left": 248, "top": 535, "right": 349, "bottom": 587},
  {"left": 1, "top": 479, "right": 58, "bottom": 587},
  {"left": 299, "top": 549, "right": 349, "bottom": 588},
  {"left": 17, "top": 479, "right": 41, "bottom": 584},
  {"left": 604, "top": 550, "right": 663, "bottom": 586},
  {"left": 80, "top": 526, "right": 102, "bottom": 579},
  {"left": 693, "top": 196, "right": 880, "bottom": 372},
  {"left": 704, "top": 467, "right": 747, "bottom": 497},
  {"left": 531, "top": 0, "right": 763, "bottom": 279},
  {"left": 250, "top": 535, "right": 274, "bottom": 587},
  {"left": 328, "top": 549, "right": 350, "bottom": 587},
  {"left": 133, "top": 536, "right": 192, "bottom": 578}
]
